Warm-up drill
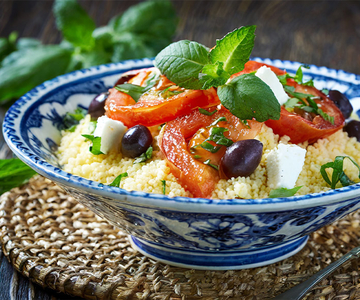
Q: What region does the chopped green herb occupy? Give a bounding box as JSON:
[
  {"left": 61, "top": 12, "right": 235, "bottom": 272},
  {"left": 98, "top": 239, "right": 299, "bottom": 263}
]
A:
[
  {"left": 133, "top": 146, "right": 153, "bottom": 164},
  {"left": 81, "top": 134, "right": 104, "bottom": 155},
  {"left": 0, "top": 158, "right": 37, "bottom": 195},
  {"left": 320, "top": 156, "right": 360, "bottom": 189},
  {"left": 208, "top": 127, "right": 233, "bottom": 147},
  {"left": 109, "top": 172, "right": 128, "bottom": 187},
  {"left": 115, "top": 71, "right": 160, "bottom": 102},
  {"left": 269, "top": 186, "right": 302, "bottom": 198},
  {"left": 88, "top": 120, "right": 97, "bottom": 134},
  {"left": 200, "top": 142, "right": 221, "bottom": 153},
  {"left": 203, "top": 159, "right": 219, "bottom": 170},
  {"left": 161, "top": 180, "right": 166, "bottom": 194},
  {"left": 322, "top": 88, "right": 329, "bottom": 95},
  {"left": 198, "top": 108, "right": 217, "bottom": 116},
  {"left": 210, "top": 117, "right": 227, "bottom": 126},
  {"left": 284, "top": 97, "right": 300, "bottom": 110},
  {"left": 63, "top": 106, "right": 87, "bottom": 131},
  {"left": 161, "top": 86, "right": 184, "bottom": 98},
  {"left": 193, "top": 155, "right": 202, "bottom": 159}
]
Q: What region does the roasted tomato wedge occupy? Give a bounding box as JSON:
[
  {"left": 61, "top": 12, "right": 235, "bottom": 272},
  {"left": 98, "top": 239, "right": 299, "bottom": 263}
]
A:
[
  {"left": 236, "top": 61, "right": 345, "bottom": 144},
  {"left": 105, "top": 68, "right": 220, "bottom": 127},
  {"left": 159, "top": 106, "right": 262, "bottom": 198}
]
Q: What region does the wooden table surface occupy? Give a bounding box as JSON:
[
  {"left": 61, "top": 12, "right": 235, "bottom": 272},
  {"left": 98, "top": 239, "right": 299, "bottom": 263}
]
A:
[{"left": 0, "top": 1, "right": 360, "bottom": 299}]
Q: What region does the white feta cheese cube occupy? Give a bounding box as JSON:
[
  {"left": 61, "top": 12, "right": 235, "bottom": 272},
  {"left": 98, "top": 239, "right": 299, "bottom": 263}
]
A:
[
  {"left": 266, "top": 144, "right": 306, "bottom": 189},
  {"left": 93, "top": 115, "right": 127, "bottom": 154},
  {"left": 255, "top": 66, "right": 289, "bottom": 105}
]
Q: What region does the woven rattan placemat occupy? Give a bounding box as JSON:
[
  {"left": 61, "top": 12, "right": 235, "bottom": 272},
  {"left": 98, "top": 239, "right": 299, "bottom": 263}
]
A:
[{"left": 1, "top": 176, "right": 360, "bottom": 300}]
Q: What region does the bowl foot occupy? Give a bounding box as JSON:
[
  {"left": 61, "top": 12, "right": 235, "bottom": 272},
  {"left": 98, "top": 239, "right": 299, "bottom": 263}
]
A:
[{"left": 129, "top": 235, "right": 309, "bottom": 270}]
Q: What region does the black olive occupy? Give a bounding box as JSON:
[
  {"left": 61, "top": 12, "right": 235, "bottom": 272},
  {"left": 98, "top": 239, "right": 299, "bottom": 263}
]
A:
[
  {"left": 220, "top": 139, "right": 263, "bottom": 179},
  {"left": 88, "top": 92, "right": 109, "bottom": 119},
  {"left": 122, "top": 125, "right": 153, "bottom": 158},
  {"left": 344, "top": 120, "right": 360, "bottom": 142},
  {"left": 328, "top": 90, "right": 353, "bottom": 119}
]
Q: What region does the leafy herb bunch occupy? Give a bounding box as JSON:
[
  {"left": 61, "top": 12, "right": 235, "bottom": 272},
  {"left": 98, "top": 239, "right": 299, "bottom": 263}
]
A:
[
  {"left": 0, "top": 0, "right": 177, "bottom": 104},
  {"left": 155, "top": 25, "right": 281, "bottom": 122}
]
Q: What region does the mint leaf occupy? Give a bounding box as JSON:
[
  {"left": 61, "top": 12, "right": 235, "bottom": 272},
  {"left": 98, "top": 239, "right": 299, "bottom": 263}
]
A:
[
  {"left": 0, "top": 45, "right": 72, "bottom": 103},
  {"left": 154, "top": 40, "right": 210, "bottom": 89},
  {"left": 161, "top": 180, "right": 166, "bottom": 194},
  {"left": 82, "top": 134, "right": 104, "bottom": 155},
  {"left": 115, "top": 70, "right": 160, "bottom": 102},
  {"left": 218, "top": 73, "right": 280, "bottom": 122},
  {"left": 320, "top": 156, "right": 360, "bottom": 189},
  {"left": 200, "top": 142, "right": 221, "bottom": 153},
  {"left": 161, "top": 87, "right": 184, "bottom": 99},
  {"left": 198, "top": 108, "right": 217, "bottom": 116},
  {"left": 109, "top": 172, "right": 128, "bottom": 187},
  {"left": 200, "top": 61, "right": 230, "bottom": 89},
  {"left": 209, "top": 26, "right": 256, "bottom": 75},
  {"left": 53, "top": 0, "right": 95, "bottom": 50},
  {"left": 0, "top": 158, "right": 37, "bottom": 195},
  {"left": 269, "top": 186, "right": 302, "bottom": 198},
  {"left": 203, "top": 159, "right": 219, "bottom": 170},
  {"left": 63, "top": 107, "right": 87, "bottom": 130},
  {"left": 284, "top": 98, "right": 300, "bottom": 110},
  {"left": 134, "top": 146, "right": 153, "bottom": 164}
]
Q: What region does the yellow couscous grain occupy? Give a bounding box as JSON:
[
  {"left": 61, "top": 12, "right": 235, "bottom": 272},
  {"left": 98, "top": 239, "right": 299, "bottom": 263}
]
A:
[{"left": 58, "top": 115, "right": 360, "bottom": 199}]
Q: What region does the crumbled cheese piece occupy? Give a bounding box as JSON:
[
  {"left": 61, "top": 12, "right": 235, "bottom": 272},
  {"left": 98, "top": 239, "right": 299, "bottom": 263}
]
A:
[
  {"left": 255, "top": 66, "right": 289, "bottom": 105},
  {"left": 93, "top": 115, "right": 127, "bottom": 154},
  {"left": 266, "top": 143, "right": 306, "bottom": 189}
]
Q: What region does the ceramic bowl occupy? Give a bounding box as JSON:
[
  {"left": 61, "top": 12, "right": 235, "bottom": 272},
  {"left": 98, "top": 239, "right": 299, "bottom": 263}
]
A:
[{"left": 4, "top": 58, "right": 360, "bottom": 270}]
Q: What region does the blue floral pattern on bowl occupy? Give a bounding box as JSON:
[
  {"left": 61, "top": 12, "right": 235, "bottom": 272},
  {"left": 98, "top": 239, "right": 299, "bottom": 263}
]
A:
[{"left": 3, "top": 58, "right": 360, "bottom": 270}]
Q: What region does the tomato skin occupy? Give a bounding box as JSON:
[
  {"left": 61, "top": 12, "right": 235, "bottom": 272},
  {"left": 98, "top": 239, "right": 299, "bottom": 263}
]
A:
[
  {"left": 236, "top": 61, "right": 345, "bottom": 144},
  {"left": 105, "top": 68, "right": 221, "bottom": 127},
  {"left": 265, "top": 81, "right": 345, "bottom": 144},
  {"left": 106, "top": 87, "right": 220, "bottom": 127},
  {"left": 159, "top": 106, "right": 262, "bottom": 198}
]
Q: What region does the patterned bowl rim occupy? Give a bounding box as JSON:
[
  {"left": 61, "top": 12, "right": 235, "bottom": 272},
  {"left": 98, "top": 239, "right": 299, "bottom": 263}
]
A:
[{"left": 3, "top": 57, "right": 360, "bottom": 212}]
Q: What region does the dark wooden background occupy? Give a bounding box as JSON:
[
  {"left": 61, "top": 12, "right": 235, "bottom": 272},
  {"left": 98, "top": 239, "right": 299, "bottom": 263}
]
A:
[{"left": 0, "top": 1, "right": 360, "bottom": 299}]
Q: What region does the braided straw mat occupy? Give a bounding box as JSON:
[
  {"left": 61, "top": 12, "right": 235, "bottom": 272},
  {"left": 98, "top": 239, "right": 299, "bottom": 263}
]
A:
[{"left": 1, "top": 176, "right": 360, "bottom": 300}]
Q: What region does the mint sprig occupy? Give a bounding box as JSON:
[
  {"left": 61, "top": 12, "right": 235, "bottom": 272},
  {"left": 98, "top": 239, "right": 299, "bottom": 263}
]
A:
[
  {"left": 155, "top": 26, "right": 280, "bottom": 122},
  {"left": 134, "top": 146, "right": 153, "bottom": 164},
  {"left": 320, "top": 156, "right": 360, "bottom": 189}
]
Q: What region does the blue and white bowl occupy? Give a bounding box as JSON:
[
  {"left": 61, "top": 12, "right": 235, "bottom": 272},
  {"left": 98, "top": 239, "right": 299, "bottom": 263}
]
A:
[{"left": 3, "top": 58, "right": 360, "bottom": 270}]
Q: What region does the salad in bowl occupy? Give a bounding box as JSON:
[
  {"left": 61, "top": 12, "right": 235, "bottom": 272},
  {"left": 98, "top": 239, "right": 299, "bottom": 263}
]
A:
[{"left": 4, "top": 26, "right": 360, "bottom": 269}]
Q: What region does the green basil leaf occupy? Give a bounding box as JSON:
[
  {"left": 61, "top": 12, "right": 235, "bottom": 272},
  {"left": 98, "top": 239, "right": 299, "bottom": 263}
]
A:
[
  {"left": 0, "top": 158, "right": 37, "bottom": 195},
  {"left": 200, "top": 142, "right": 221, "bottom": 153},
  {"left": 269, "top": 186, "right": 302, "bottom": 198},
  {"left": 53, "top": 0, "right": 95, "bottom": 49},
  {"left": 284, "top": 98, "right": 300, "bottom": 109},
  {"left": 155, "top": 40, "right": 210, "bottom": 90},
  {"left": 0, "top": 32, "right": 17, "bottom": 63},
  {"left": 209, "top": 25, "right": 256, "bottom": 75},
  {"left": 0, "top": 45, "right": 72, "bottom": 103},
  {"left": 63, "top": 107, "right": 87, "bottom": 130},
  {"left": 218, "top": 73, "right": 280, "bottom": 122},
  {"left": 109, "top": 172, "right": 128, "bottom": 187}
]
